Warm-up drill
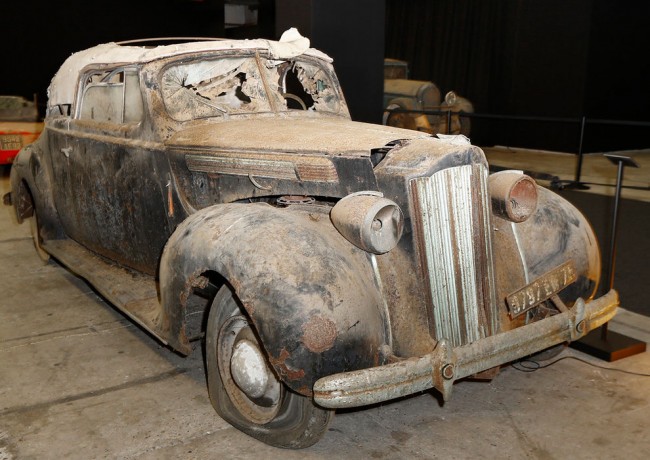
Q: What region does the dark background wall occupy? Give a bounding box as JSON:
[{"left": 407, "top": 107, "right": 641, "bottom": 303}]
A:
[
  {"left": 276, "top": 0, "right": 385, "bottom": 123},
  {"left": 3, "top": 0, "right": 649, "bottom": 152},
  {"left": 1, "top": 0, "right": 225, "bottom": 111},
  {"left": 386, "top": 0, "right": 650, "bottom": 152}
]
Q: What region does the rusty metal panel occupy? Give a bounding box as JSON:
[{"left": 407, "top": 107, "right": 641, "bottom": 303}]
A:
[{"left": 410, "top": 164, "right": 497, "bottom": 347}]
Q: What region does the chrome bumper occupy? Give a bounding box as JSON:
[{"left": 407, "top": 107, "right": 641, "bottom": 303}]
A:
[{"left": 313, "top": 290, "right": 618, "bottom": 409}]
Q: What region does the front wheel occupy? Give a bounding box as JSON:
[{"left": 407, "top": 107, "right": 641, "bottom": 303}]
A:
[{"left": 205, "top": 284, "right": 333, "bottom": 448}]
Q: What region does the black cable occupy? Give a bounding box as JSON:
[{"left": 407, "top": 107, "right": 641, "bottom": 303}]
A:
[{"left": 512, "top": 355, "right": 650, "bottom": 377}]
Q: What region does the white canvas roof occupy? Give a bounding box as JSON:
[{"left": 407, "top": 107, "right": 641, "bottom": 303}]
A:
[{"left": 48, "top": 28, "right": 331, "bottom": 107}]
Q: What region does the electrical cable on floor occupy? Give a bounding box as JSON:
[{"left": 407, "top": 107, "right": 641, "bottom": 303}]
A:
[{"left": 512, "top": 355, "right": 650, "bottom": 377}]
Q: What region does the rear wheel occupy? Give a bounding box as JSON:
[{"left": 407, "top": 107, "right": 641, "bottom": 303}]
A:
[{"left": 205, "top": 284, "right": 333, "bottom": 448}]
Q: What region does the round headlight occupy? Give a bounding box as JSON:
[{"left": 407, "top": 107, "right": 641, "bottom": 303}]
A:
[
  {"left": 330, "top": 192, "right": 404, "bottom": 254},
  {"left": 489, "top": 171, "right": 538, "bottom": 223}
]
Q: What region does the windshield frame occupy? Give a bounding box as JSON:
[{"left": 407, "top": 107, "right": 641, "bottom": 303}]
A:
[{"left": 158, "top": 50, "right": 347, "bottom": 123}]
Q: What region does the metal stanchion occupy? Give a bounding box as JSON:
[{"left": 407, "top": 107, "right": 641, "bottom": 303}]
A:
[
  {"left": 570, "top": 154, "right": 646, "bottom": 361},
  {"left": 446, "top": 109, "right": 452, "bottom": 135},
  {"left": 555, "top": 116, "right": 590, "bottom": 190}
]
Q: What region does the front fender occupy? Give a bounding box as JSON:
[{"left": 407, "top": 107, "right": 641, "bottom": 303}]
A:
[
  {"left": 492, "top": 186, "right": 601, "bottom": 322},
  {"left": 159, "top": 203, "right": 390, "bottom": 394}
]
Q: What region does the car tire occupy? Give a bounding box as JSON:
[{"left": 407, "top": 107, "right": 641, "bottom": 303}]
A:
[
  {"left": 205, "top": 284, "right": 333, "bottom": 448},
  {"left": 29, "top": 211, "right": 50, "bottom": 263}
]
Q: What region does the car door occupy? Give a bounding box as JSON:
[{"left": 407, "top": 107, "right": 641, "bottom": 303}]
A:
[{"left": 48, "top": 66, "right": 172, "bottom": 275}]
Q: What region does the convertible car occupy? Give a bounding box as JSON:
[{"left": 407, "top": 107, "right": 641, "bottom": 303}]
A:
[{"left": 5, "top": 30, "right": 617, "bottom": 448}]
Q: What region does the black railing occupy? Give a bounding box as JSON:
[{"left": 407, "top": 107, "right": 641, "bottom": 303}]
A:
[{"left": 385, "top": 108, "right": 650, "bottom": 188}]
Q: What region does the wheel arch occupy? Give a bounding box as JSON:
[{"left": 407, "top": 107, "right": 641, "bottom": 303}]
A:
[
  {"left": 9, "top": 134, "right": 64, "bottom": 241},
  {"left": 159, "top": 202, "right": 391, "bottom": 394}
]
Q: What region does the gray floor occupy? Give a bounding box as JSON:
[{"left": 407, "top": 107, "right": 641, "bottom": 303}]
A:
[{"left": 1, "top": 167, "right": 650, "bottom": 459}]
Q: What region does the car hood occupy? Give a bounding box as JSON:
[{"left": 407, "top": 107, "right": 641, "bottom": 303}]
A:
[{"left": 166, "top": 116, "right": 429, "bottom": 156}]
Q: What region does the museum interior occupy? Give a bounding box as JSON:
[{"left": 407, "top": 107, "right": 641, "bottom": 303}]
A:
[{"left": 1, "top": 1, "right": 649, "bottom": 458}]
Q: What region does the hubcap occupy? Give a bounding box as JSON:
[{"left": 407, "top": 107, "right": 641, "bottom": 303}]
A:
[
  {"left": 217, "top": 315, "right": 283, "bottom": 424},
  {"left": 231, "top": 339, "right": 280, "bottom": 404}
]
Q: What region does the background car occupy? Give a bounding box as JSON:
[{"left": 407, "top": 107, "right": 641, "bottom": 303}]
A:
[
  {"left": 383, "top": 58, "right": 473, "bottom": 136},
  {"left": 0, "top": 95, "right": 43, "bottom": 165}
]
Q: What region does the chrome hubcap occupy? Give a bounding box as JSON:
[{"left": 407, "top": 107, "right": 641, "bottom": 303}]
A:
[{"left": 218, "top": 315, "right": 282, "bottom": 424}]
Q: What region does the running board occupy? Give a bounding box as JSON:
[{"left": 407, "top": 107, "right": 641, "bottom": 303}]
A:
[{"left": 42, "top": 239, "right": 166, "bottom": 345}]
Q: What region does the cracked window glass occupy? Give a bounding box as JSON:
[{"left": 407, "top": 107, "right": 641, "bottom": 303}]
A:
[
  {"left": 269, "top": 60, "right": 340, "bottom": 113},
  {"left": 161, "top": 55, "right": 341, "bottom": 121},
  {"left": 78, "top": 68, "right": 143, "bottom": 124},
  {"left": 162, "top": 57, "right": 269, "bottom": 121}
]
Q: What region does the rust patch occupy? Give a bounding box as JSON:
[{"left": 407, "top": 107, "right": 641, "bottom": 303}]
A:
[
  {"left": 302, "top": 315, "right": 337, "bottom": 353},
  {"left": 269, "top": 348, "right": 306, "bottom": 381},
  {"left": 298, "top": 385, "right": 313, "bottom": 397},
  {"left": 191, "top": 275, "right": 209, "bottom": 290}
]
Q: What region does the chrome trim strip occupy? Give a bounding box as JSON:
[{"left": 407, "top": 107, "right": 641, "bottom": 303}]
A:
[
  {"left": 186, "top": 155, "right": 297, "bottom": 180},
  {"left": 185, "top": 153, "right": 339, "bottom": 182},
  {"left": 511, "top": 221, "right": 530, "bottom": 284},
  {"left": 370, "top": 254, "right": 393, "bottom": 350}
]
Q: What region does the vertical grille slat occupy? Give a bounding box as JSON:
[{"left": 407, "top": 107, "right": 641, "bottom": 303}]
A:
[{"left": 410, "top": 164, "right": 498, "bottom": 347}]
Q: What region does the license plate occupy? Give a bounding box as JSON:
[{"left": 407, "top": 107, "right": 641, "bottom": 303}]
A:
[
  {"left": 506, "top": 261, "right": 577, "bottom": 317},
  {"left": 0, "top": 135, "right": 22, "bottom": 151}
]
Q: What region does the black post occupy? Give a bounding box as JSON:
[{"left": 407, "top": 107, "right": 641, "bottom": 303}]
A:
[
  {"left": 574, "top": 116, "right": 586, "bottom": 183},
  {"left": 554, "top": 115, "right": 590, "bottom": 190},
  {"left": 599, "top": 157, "right": 625, "bottom": 340},
  {"left": 570, "top": 154, "right": 645, "bottom": 361},
  {"left": 446, "top": 109, "right": 452, "bottom": 135}
]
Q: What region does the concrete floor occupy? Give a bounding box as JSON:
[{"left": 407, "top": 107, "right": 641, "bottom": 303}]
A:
[
  {"left": 2, "top": 166, "right": 650, "bottom": 459},
  {"left": 483, "top": 147, "right": 650, "bottom": 202}
]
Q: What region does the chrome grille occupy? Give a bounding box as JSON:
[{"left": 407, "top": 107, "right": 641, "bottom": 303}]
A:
[{"left": 410, "top": 164, "right": 498, "bottom": 347}]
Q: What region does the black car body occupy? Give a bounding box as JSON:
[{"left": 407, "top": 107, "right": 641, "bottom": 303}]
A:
[{"left": 5, "top": 31, "right": 617, "bottom": 448}]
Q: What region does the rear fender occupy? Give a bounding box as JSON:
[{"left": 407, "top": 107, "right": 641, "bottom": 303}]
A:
[{"left": 159, "top": 203, "right": 390, "bottom": 394}]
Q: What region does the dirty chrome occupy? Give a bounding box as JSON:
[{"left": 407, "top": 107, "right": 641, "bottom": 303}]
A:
[
  {"left": 218, "top": 315, "right": 282, "bottom": 424},
  {"left": 314, "top": 290, "right": 618, "bottom": 408},
  {"left": 410, "top": 164, "right": 498, "bottom": 347}
]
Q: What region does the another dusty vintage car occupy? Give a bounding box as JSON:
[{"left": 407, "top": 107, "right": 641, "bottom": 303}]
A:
[
  {"left": 383, "top": 58, "right": 473, "bottom": 136},
  {"left": 0, "top": 96, "right": 43, "bottom": 164},
  {"left": 5, "top": 30, "right": 617, "bottom": 448}
]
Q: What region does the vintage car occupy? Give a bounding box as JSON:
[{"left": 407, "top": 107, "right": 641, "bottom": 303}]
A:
[
  {"left": 4, "top": 29, "right": 617, "bottom": 448},
  {"left": 0, "top": 95, "right": 43, "bottom": 164},
  {"left": 383, "top": 58, "right": 473, "bottom": 136}
]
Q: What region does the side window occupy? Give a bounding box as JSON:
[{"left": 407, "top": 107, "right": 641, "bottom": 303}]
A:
[{"left": 78, "top": 68, "right": 144, "bottom": 124}]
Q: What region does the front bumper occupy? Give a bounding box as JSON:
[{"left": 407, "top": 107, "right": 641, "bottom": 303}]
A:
[{"left": 314, "top": 290, "right": 618, "bottom": 409}]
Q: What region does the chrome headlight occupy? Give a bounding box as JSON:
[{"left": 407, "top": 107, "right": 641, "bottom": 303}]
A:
[
  {"left": 489, "top": 170, "right": 538, "bottom": 223},
  {"left": 330, "top": 191, "right": 404, "bottom": 254}
]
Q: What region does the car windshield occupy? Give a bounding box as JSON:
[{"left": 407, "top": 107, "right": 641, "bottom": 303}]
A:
[{"left": 161, "top": 54, "right": 341, "bottom": 121}]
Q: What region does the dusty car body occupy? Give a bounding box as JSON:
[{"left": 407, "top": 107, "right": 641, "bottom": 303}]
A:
[
  {"left": 0, "top": 96, "right": 43, "bottom": 164},
  {"left": 383, "top": 58, "right": 473, "bottom": 136},
  {"left": 5, "top": 30, "right": 617, "bottom": 448}
]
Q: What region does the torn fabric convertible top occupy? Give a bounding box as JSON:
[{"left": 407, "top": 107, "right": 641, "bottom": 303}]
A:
[{"left": 48, "top": 28, "right": 330, "bottom": 108}]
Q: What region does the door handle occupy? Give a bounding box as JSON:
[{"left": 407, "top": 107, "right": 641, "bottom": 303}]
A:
[{"left": 61, "top": 147, "right": 73, "bottom": 158}]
